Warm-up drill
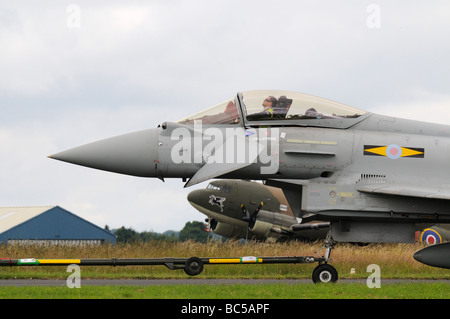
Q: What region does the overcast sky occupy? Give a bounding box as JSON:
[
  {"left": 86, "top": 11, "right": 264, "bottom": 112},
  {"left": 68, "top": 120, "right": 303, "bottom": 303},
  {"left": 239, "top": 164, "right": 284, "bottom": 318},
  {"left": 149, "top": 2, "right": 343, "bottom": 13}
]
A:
[{"left": 1, "top": 1, "right": 450, "bottom": 232}]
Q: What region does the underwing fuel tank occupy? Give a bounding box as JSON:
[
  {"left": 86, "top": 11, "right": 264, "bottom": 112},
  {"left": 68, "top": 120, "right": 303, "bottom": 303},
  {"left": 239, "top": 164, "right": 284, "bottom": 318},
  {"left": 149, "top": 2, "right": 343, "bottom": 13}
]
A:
[{"left": 413, "top": 242, "right": 450, "bottom": 269}]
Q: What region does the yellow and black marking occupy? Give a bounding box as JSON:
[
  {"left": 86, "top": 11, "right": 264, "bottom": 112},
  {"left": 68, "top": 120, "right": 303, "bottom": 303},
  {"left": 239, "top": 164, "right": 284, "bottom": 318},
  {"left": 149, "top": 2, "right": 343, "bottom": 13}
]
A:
[
  {"left": 1, "top": 256, "right": 321, "bottom": 269},
  {"left": 1, "top": 255, "right": 331, "bottom": 282},
  {"left": 208, "top": 257, "right": 263, "bottom": 264},
  {"left": 14, "top": 258, "right": 81, "bottom": 266},
  {"left": 364, "top": 144, "right": 424, "bottom": 159}
]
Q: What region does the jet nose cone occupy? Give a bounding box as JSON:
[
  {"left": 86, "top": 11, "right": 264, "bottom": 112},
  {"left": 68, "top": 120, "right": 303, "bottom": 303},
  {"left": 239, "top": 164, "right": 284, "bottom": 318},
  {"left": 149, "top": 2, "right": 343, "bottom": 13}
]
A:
[{"left": 49, "top": 128, "right": 160, "bottom": 177}]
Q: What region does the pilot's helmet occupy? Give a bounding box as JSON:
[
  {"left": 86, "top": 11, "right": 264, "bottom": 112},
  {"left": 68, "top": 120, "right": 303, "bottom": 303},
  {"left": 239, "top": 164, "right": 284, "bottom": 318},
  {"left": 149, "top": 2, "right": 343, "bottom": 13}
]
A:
[{"left": 267, "top": 96, "right": 278, "bottom": 107}]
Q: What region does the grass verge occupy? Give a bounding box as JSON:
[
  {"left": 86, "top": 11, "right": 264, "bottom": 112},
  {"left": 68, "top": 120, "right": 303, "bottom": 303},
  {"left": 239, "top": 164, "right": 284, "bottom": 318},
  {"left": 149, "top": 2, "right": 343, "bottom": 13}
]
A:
[
  {"left": 1, "top": 283, "right": 449, "bottom": 299},
  {"left": 1, "top": 241, "right": 449, "bottom": 280},
  {"left": 0, "top": 241, "right": 449, "bottom": 300}
]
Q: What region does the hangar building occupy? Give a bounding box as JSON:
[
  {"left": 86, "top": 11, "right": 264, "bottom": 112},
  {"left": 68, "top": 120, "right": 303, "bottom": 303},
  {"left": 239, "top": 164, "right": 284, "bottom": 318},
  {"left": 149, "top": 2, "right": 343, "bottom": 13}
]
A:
[{"left": 0, "top": 206, "right": 116, "bottom": 245}]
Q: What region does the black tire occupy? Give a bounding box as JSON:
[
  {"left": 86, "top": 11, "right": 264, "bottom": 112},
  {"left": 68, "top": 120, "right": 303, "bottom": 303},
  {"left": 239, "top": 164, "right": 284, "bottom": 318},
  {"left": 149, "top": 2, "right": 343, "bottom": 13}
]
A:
[
  {"left": 312, "top": 264, "right": 338, "bottom": 283},
  {"left": 184, "top": 257, "right": 204, "bottom": 276}
]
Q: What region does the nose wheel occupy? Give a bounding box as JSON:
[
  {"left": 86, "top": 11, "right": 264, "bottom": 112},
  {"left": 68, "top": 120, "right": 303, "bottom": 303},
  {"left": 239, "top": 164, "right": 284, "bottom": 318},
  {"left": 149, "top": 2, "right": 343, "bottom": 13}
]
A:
[
  {"left": 312, "top": 230, "right": 338, "bottom": 283},
  {"left": 312, "top": 263, "right": 338, "bottom": 283}
]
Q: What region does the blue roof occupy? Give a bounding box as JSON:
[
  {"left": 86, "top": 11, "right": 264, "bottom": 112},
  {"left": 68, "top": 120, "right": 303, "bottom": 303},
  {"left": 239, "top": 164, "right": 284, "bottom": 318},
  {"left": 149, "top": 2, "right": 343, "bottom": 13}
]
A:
[{"left": 0, "top": 206, "right": 116, "bottom": 244}]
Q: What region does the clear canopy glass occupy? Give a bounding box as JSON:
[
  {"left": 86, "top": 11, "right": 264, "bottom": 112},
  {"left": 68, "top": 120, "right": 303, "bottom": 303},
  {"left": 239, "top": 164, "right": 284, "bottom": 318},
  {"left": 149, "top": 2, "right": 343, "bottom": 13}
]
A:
[
  {"left": 178, "top": 97, "right": 240, "bottom": 125},
  {"left": 178, "top": 90, "right": 366, "bottom": 126},
  {"left": 242, "top": 90, "right": 365, "bottom": 121}
]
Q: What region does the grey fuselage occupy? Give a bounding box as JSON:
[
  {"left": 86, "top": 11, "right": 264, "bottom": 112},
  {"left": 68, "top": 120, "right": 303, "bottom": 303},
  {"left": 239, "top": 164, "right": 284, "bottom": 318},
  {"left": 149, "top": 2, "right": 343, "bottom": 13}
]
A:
[{"left": 50, "top": 90, "right": 450, "bottom": 244}]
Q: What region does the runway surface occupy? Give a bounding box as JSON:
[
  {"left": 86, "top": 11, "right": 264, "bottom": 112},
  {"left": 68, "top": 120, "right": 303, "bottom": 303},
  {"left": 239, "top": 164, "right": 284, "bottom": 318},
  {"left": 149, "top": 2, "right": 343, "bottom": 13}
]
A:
[{"left": 0, "top": 278, "right": 448, "bottom": 286}]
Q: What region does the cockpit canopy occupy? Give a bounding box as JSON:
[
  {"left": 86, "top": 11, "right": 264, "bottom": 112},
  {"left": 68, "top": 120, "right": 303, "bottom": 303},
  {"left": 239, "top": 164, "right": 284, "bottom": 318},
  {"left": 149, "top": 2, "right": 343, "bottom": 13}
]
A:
[
  {"left": 178, "top": 90, "right": 367, "bottom": 128},
  {"left": 206, "top": 181, "right": 231, "bottom": 194}
]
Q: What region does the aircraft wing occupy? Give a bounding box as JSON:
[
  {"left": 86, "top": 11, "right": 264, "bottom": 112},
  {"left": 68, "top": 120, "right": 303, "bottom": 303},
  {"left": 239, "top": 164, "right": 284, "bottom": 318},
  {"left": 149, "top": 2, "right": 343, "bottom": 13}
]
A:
[{"left": 357, "top": 184, "right": 450, "bottom": 200}]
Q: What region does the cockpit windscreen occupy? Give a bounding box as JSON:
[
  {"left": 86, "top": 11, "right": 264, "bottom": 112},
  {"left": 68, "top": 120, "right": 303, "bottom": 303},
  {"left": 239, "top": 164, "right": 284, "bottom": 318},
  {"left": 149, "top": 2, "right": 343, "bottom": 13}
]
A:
[
  {"left": 178, "top": 98, "right": 240, "bottom": 125},
  {"left": 178, "top": 90, "right": 366, "bottom": 126}
]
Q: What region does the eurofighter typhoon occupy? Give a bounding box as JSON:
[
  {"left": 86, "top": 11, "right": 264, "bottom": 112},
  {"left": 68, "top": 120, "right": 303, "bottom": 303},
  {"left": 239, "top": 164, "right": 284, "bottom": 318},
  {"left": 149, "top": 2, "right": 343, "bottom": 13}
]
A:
[{"left": 50, "top": 90, "right": 450, "bottom": 270}]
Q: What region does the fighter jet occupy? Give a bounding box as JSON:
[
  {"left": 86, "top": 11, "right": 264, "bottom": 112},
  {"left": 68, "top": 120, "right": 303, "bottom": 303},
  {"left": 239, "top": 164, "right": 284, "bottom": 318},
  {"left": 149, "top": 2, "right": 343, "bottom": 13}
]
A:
[
  {"left": 187, "top": 179, "right": 329, "bottom": 242},
  {"left": 50, "top": 89, "right": 450, "bottom": 270}
]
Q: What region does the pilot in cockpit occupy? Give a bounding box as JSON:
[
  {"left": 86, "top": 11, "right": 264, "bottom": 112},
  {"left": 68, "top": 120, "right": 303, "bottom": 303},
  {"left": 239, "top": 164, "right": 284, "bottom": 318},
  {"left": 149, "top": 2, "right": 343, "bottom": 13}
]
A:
[
  {"left": 246, "top": 96, "right": 278, "bottom": 120},
  {"left": 246, "top": 95, "right": 294, "bottom": 121}
]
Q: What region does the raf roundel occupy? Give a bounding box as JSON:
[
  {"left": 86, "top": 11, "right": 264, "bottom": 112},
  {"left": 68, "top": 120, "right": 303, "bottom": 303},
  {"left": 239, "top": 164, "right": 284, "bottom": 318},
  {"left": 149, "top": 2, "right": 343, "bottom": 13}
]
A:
[
  {"left": 420, "top": 229, "right": 442, "bottom": 245},
  {"left": 385, "top": 144, "right": 402, "bottom": 160}
]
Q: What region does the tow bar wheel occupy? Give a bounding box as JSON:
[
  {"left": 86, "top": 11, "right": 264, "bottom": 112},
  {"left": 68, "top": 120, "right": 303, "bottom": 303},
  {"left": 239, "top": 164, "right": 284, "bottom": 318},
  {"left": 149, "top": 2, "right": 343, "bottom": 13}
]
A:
[
  {"left": 312, "top": 264, "right": 338, "bottom": 284},
  {"left": 184, "top": 257, "right": 204, "bottom": 276}
]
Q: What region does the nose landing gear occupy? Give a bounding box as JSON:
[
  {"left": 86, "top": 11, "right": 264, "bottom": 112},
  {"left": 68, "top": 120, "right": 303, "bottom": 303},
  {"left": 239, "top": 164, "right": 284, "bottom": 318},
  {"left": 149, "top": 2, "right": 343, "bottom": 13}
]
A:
[{"left": 312, "top": 231, "right": 338, "bottom": 283}]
